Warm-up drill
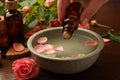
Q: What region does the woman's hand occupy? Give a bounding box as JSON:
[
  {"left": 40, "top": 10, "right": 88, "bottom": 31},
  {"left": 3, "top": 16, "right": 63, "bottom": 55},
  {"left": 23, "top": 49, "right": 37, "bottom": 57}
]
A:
[{"left": 57, "top": 0, "right": 109, "bottom": 25}]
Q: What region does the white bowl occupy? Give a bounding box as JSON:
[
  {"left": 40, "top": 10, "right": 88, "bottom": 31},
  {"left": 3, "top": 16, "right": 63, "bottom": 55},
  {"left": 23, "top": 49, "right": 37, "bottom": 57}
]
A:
[{"left": 27, "top": 27, "right": 104, "bottom": 74}]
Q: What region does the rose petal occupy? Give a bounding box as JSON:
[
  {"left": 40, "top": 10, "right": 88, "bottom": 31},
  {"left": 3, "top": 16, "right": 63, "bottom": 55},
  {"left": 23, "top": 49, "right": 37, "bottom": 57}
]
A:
[
  {"left": 44, "top": 48, "right": 56, "bottom": 55},
  {"left": 71, "top": 54, "right": 79, "bottom": 58},
  {"left": 26, "top": 64, "right": 39, "bottom": 79},
  {"left": 34, "top": 44, "right": 46, "bottom": 53},
  {"left": 90, "top": 20, "right": 97, "bottom": 26},
  {"left": 103, "top": 38, "right": 110, "bottom": 42},
  {"left": 44, "top": 44, "right": 54, "bottom": 50},
  {"left": 37, "top": 37, "right": 48, "bottom": 44},
  {"left": 13, "top": 42, "right": 25, "bottom": 52},
  {"left": 23, "top": 6, "right": 31, "bottom": 14},
  {"left": 85, "top": 40, "right": 98, "bottom": 46},
  {"left": 54, "top": 45, "right": 64, "bottom": 51},
  {"left": 15, "top": 64, "right": 32, "bottom": 79},
  {"left": 46, "top": 0, "right": 55, "bottom": 3}
]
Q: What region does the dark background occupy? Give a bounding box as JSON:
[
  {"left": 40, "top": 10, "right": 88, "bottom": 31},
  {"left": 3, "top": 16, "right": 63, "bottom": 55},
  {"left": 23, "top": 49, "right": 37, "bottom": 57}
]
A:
[{"left": 0, "top": 0, "right": 120, "bottom": 80}]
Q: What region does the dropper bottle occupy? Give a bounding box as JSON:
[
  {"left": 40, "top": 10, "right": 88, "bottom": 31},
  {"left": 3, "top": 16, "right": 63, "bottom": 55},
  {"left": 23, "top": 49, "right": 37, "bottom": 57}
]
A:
[
  {"left": 4, "top": 0, "right": 25, "bottom": 45},
  {"left": 62, "top": 2, "right": 83, "bottom": 39}
]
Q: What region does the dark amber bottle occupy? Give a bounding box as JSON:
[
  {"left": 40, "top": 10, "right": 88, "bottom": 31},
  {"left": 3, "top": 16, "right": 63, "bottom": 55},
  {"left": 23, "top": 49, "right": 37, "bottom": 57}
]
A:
[
  {"left": 62, "top": 2, "right": 83, "bottom": 39},
  {"left": 0, "top": 17, "right": 9, "bottom": 47},
  {"left": 4, "top": 0, "right": 25, "bottom": 45},
  {"left": 0, "top": 16, "right": 9, "bottom": 56}
]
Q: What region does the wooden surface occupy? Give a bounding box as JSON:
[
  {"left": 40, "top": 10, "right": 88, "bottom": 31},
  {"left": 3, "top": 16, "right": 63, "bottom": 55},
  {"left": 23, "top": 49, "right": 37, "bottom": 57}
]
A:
[{"left": 0, "top": 0, "right": 120, "bottom": 80}]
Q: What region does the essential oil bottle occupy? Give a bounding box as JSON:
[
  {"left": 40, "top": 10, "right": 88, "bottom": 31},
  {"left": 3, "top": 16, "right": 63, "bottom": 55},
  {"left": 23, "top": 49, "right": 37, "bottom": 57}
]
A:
[
  {"left": 0, "top": 17, "right": 9, "bottom": 47},
  {"left": 62, "top": 2, "right": 83, "bottom": 39},
  {"left": 4, "top": 0, "right": 25, "bottom": 45},
  {"left": 0, "top": 16, "right": 9, "bottom": 56}
]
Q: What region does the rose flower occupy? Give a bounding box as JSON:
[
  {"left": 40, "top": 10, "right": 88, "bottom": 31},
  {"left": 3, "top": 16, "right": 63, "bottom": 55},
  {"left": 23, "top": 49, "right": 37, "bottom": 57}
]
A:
[{"left": 12, "top": 58, "right": 39, "bottom": 80}]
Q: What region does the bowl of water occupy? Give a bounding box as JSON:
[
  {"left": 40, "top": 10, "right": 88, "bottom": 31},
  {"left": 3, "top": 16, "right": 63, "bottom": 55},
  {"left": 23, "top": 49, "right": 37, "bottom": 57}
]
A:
[{"left": 27, "top": 27, "right": 104, "bottom": 74}]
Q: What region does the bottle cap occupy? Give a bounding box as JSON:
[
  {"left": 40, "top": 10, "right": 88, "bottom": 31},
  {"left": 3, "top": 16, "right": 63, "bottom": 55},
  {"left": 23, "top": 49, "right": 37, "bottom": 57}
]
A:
[
  {"left": 5, "top": 0, "right": 18, "bottom": 10},
  {"left": 0, "top": 16, "right": 6, "bottom": 31}
]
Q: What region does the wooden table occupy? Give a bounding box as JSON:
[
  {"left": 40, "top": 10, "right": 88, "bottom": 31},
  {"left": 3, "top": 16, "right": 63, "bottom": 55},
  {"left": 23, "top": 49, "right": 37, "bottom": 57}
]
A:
[{"left": 0, "top": 0, "right": 120, "bottom": 80}]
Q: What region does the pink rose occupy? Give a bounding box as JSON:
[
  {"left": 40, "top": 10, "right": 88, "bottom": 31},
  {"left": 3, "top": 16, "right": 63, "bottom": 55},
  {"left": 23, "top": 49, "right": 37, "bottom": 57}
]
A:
[
  {"left": 46, "top": 0, "right": 54, "bottom": 3},
  {"left": 12, "top": 58, "right": 39, "bottom": 80},
  {"left": 44, "top": 0, "right": 55, "bottom": 7},
  {"left": 50, "top": 18, "right": 61, "bottom": 27},
  {"left": 22, "top": 6, "right": 31, "bottom": 17}
]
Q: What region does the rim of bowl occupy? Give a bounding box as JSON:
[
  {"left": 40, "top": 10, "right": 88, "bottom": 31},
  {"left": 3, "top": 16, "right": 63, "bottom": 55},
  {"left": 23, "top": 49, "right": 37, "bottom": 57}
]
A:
[{"left": 27, "top": 27, "right": 104, "bottom": 61}]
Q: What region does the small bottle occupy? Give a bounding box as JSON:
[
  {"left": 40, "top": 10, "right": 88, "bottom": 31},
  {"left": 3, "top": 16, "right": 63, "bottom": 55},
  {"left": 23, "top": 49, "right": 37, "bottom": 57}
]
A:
[
  {"left": 4, "top": 0, "right": 25, "bottom": 45},
  {"left": 62, "top": 2, "right": 83, "bottom": 39},
  {"left": 0, "top": 17, "right": 9, "bottom": 47},
  {"left": 0, "top": 16, "right": 9, "bottom": 56}
]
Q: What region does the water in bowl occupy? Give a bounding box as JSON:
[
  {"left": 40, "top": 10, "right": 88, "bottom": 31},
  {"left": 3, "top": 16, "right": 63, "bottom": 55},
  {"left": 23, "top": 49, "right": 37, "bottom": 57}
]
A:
[
  {"left": 49, "top": 34, "right": 98, "bottom": 58},
  {"left": 34, "top": 31, "right": 98, "bottom": 58}
]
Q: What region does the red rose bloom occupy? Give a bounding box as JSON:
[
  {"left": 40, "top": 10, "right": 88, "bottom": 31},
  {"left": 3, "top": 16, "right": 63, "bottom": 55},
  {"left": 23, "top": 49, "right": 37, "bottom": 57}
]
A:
[{"left": 12, "top": 58, "right": 39, "bottom": 80}]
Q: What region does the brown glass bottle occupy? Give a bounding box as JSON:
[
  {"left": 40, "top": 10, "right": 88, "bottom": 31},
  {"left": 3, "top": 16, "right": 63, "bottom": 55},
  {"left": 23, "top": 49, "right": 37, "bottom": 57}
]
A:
[
  {"left": 62, "top": 2, "right": 83, "bottom": 39},
  {"left": 4, "top": 0, "right": 25, "bottom": 45},
  {"left": 0, "top": 16, "right": 9, "bottom": 56},
  {"left": 0, "top": 17, "right": 9, "bottom": 47}
]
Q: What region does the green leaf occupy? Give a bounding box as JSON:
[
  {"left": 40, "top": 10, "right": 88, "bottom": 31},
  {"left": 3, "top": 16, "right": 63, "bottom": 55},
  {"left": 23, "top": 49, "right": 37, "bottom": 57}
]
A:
[
  {"left": 24, "top": 18, "right": 38, "bottom": 32},
  {"left": 37, "top": 0, "right": 44, "bottom": 6},
  {"left": 49, "top": 7, "right": 57, "bottom": 16},
  {"left": 50, "top": 7, "right": 57, "bottom": 12},
  {"left": 19, "top": 1, "right": 29, "bottom": 7},
  {"left": 25, "top": 5, "right": 38, "bottom": 24},
  {"left": 0, "top": 1, "right": 5, "bottom": 15},
  {"left": 38, "top": 6, "right": 45, "bottom": 17},
  {"left": 0, "top": 1, "right": 3, "bottom": 6},
  {"left": 27, "top": 18, "right": 38, "bottom": 29},
  {"left": 108, "top": 31, "right": 120, "bottom": 43},
  {"left": 29, "top": 0, "right": 37, "bottom": 6},
  {"left": 46, "top": 14, "right": 55, "bottom": 24},
  {"left": 19, "top": 0, "right": 37, "bottom": 7}
]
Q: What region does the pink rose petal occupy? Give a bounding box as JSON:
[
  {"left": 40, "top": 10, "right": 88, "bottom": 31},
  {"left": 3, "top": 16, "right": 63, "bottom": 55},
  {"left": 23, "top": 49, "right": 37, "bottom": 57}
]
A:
[
  {"left": 85, "top": 40, "right": 98, "bottom": 46},
  {"left": 37, "top": 37, "right": 48, "bottom": 44},
  {"left": 34, "top": 44, "right": 46, "bottom": 53},
  {"left": 71, "top": 54, "right": 79, "bottom": 58},
  {"left": 46, "top": 0, "right": 54, "bottom": 3},
  {"left": 44, "top": 48, "right": 56, "bottom": 55},
  {"left": 54, "top": 45, "right": 64, "bottom": 51},
  {"left": 103, "top": 38, "right": 110, "bottom": 42},
  {"left": 13, "top": 42, "right": 25, "bottom": 52},
  {"left": 44, "top": 44, "right": 54, "bottom": 50}
]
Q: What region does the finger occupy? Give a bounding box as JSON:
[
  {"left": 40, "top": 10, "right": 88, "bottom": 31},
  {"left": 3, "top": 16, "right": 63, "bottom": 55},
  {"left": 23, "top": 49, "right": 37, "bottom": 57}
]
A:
[
  {"left": 70, "top": 0, "right": 75, "bottom": 2},
  {"left": 70, "top": 0, "right": 80, "bottom": 2},
  {"left": 80, "top": 0, "right": 109, "bottom": 25},
  {"left": 57, "top": 0, "right": 70, "bottom": 23}
]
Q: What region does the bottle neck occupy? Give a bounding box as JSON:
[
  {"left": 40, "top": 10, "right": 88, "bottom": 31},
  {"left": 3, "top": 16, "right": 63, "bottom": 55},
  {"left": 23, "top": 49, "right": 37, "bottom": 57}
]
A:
[
  {"left": 8, "top": 9, "right": 17, "bottom": 12},
  {"left": 5, "top": 0, "right": 18, "bottom": 10}
]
